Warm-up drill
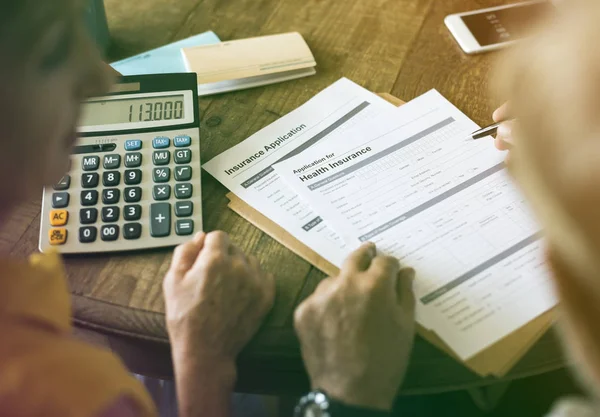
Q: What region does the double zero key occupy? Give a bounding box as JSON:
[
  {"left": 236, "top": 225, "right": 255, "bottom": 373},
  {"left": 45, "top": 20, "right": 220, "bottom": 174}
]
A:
[{"left": 101, "top": 225, "right": 119, "bottom": 241}]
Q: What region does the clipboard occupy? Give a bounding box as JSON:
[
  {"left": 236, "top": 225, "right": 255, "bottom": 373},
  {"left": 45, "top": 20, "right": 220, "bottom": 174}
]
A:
[{"left": 224, "top": 93, "right": 556, "bottom": 377}]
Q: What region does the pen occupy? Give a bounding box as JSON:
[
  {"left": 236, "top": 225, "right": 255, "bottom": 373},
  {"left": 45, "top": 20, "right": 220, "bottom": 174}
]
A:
[{"left": 470, "top": 122, "right": 503, "bottom": 140}]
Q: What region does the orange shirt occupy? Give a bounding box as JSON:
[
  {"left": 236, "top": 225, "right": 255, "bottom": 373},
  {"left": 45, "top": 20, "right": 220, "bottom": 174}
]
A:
[{"left": 0, "top": 251, "right": 157, "bottom": 417}]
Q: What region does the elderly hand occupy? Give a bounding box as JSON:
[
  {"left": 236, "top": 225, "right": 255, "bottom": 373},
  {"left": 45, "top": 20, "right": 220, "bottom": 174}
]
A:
[
  {"left": 294, "top": 243, "right": 416, "bottom": 411},
  {"left": 163, "top": 231, "right": 275, "bottom": 417}
]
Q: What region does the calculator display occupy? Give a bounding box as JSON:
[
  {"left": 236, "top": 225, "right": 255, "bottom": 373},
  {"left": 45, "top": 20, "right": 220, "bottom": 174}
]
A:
[{"left": 80, "top": 94, "right": 185, "bottom": 127}]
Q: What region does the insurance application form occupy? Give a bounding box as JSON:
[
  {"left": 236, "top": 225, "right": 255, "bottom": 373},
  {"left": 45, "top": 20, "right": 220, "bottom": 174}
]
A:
[
  {"left": 203, "top": 78, "right": 395, "bottom": 266},
  {"left": 273, "top": 90, "right": 557, "bottom": 359}
]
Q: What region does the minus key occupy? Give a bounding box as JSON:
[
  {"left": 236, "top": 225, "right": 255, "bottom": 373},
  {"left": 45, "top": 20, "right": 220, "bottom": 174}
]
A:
[{"left": 175, "top": 201, "right": 194, "bottom": 217}]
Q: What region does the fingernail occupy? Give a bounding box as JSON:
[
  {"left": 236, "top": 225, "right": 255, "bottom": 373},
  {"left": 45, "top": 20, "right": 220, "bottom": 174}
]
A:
[
  {"left": 492, "top": 109, "right": 501, "bottom": 122},
  {"left": 496, "top": 123, "right": 512, "bottom": 140},
  {"left": 403, "top": 267, "right": 416, "bottom": 281},
  {"left": 366, "top": 242, "right": 377, "bottom": 257},
  {"left": 370, "top": 243, "right": 377, "bottom": 257}
]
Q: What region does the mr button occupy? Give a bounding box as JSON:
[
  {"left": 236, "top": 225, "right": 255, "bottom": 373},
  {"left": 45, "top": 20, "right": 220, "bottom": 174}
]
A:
[
  {"left": 49, "top": 210, "right": 68, "bottom": 226},
  {"left": 49, "top": 228, "right": 68, "bottom": 245}
]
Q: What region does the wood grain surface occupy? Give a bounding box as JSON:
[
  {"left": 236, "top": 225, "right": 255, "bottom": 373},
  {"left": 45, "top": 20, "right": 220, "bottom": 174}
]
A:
[{"left": 0, "top": 0, "right": 568, "bottom": 395}]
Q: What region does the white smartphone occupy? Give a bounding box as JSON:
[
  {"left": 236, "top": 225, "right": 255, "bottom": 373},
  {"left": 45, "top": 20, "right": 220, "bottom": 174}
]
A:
[{"left": 445, "top": 1, "right": 555, "bottom": 54}]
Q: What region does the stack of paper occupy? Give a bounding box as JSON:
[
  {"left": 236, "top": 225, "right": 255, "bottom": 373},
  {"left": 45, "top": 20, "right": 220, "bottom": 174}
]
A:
[
  {"left": 182, "top": 32, "right": 317, "bottom": 96},
  {"left": 110, "top": 31, "right": 221, "bottom": 75},
  {"left": 203, "top": 78, "right": 557, "bottom": 374}
]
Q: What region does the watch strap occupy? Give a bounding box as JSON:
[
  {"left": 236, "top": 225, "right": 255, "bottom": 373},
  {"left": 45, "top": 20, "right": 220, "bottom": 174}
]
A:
[
  {"left": 295, "top": 390, "right": 392, "bottom": 417},
  {"left": 329, "top": 400, "right": 392, "bottom": 417}
]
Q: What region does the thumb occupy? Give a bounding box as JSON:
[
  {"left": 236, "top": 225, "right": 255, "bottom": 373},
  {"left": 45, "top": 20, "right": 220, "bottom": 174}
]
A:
[
  {"left": 341, "top": 242, "right": 377, "bottom": 274},
  {"left": 168, "top": 232, "right": 206, "bottom": 278}
]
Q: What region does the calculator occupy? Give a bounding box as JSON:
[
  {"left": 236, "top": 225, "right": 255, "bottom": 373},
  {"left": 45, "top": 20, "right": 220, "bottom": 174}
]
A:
[{"left": 39, "top": 73, "right": 203, "bottom": 254}]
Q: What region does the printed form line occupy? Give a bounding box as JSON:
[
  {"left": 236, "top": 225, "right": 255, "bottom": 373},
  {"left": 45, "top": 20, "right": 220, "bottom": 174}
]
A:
[
  {"left": 357, "top": 162, "right": 505, "bottom": 241},
  {"left": 307, "top": 117, "right": 456, "bottom": 191},
  {"left": 302, "top": 216, "right": 323, "bottom": 231},
  {"left": 241, "top": 101, "right": 372, "bottom": 188},
  {"left": 420, "top": 232, "right": 543, "bottom": 304}
]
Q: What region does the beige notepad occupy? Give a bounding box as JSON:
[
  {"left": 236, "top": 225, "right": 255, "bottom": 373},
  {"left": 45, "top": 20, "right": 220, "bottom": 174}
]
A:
[
  {"left": 182, "top": 32, "right": 316, "bottom": 96},
  {"left": 223, "top": 92, "right": 556, "bottom": 377}
]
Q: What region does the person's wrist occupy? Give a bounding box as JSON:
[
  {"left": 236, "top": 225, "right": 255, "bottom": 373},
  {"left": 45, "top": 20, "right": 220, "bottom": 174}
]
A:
[
  {"left": 171, "top": 341, "right": 238, "bottom": 389},
  {"left": 170, "top": 343, "right": 237, "bottom": 417}
]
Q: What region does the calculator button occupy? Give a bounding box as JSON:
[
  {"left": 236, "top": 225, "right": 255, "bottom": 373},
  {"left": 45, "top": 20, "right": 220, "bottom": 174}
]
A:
[
  {"left": 124, "top": 140, "right": 142, "bottom": 151},
  {"left": 80, "top": 190, "right": 98, "bottom": 206},
  {"left": 175, "top": 201, "right": 193, "bottom": 217},
  {"left": 103, "top": 154, "right": 121, "bottom": 169},
  {"left": 49, "top": 210, "right": 68, "bottom": 226},
  {"left": 81, "top": 173, "right": 99, "bottom": 188},
  {"left": 101, "top": 206, "right": 120, "bottom": 223},
  {"left": 123, "top": 223, "right": 142, "bottom": 240},
  {"left": 153, "top": 150, "right": 170, "bottom": 166},
  {"left": 124, "top": 204, "right": 142, "bottom": 221},
  {"left": 52, "top": 192, "right": 69, "bottom": 208},
  {"left": 102, "top": 188, "right": 120, "bottom": 205},
  {"left": 102, "top": 171, "right": 121, "bottom": 187},
  {"left": 101, "top": 225, "right": 120, "bottom": 241},
  {"left": 125, "top": 152, "right": 142, "bottom": 168},
  {"left": 79, "top": 226, "right": 97, "bottom": 243},
  {"left": 153, "top": 137, "right": 170, "bottom": 149},
  {"left": 174, "top": 149, "right": 192, "bottom": 164},
  {"left": 82, "top": 156, "right": 100, "bottom": 171},
  {"left": 124, "top": 169, "right": 142, "bottom": 185},
  {"left": 153, "top": 167, "right": 171, "bottom": 183},
  {"left": 124, "top": 187, "right": 142, "bottom": 203},
  {"left": 150, "top": 203, "right": 171, "bottom": 237},
  {"left": 174, "top": 135, "right": 191, "bottom": 147},
  {"left": 49, "top": 228, "right": 68, "bottom": 245},
  {"left": 80, "top": 208, "right": 98, "bottom": 224},
  {"left": 53, "top": 175, "right": 71, "bottom": 191},
  {"left": 175, "top": 183, "right": 193, "bottom": 199},
  {"left": 176, "top": 220, "right": 194, "bottom": 236},
  {"left": 153, "top": 184, "right": 171, "bottom": 201},
  {"left": 174, "top": 166, "right": 192, "bottom": 181}
]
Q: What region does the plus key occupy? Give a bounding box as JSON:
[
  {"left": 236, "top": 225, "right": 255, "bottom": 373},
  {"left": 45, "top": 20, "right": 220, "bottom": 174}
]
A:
[{"left": 150, "top": 203, "right": 171, "bottom": 237}]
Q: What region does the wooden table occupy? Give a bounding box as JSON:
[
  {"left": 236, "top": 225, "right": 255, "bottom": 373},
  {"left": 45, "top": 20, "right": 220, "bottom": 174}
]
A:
[{"left": 0, "top": 0, "right": 567, "bottom": 396}]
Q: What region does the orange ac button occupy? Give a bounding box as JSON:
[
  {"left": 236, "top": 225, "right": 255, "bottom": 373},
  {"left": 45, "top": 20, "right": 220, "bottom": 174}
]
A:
[
  {"left": 49, "top": 228, "right": 68, "bottom": 245},
  {"left": 50, "top": 209, "right": 68, "bottom": 226}
]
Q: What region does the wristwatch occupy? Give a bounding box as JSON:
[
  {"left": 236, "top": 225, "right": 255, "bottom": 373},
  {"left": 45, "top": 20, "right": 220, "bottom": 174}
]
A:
[{"left": 294, "top": 390, "right": 392, "bottom": 417}]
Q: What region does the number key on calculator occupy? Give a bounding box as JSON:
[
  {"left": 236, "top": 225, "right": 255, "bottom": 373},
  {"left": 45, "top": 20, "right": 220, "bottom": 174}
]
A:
[{"left": 39, "top": 73, "right": 203, "bottom": 254}]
